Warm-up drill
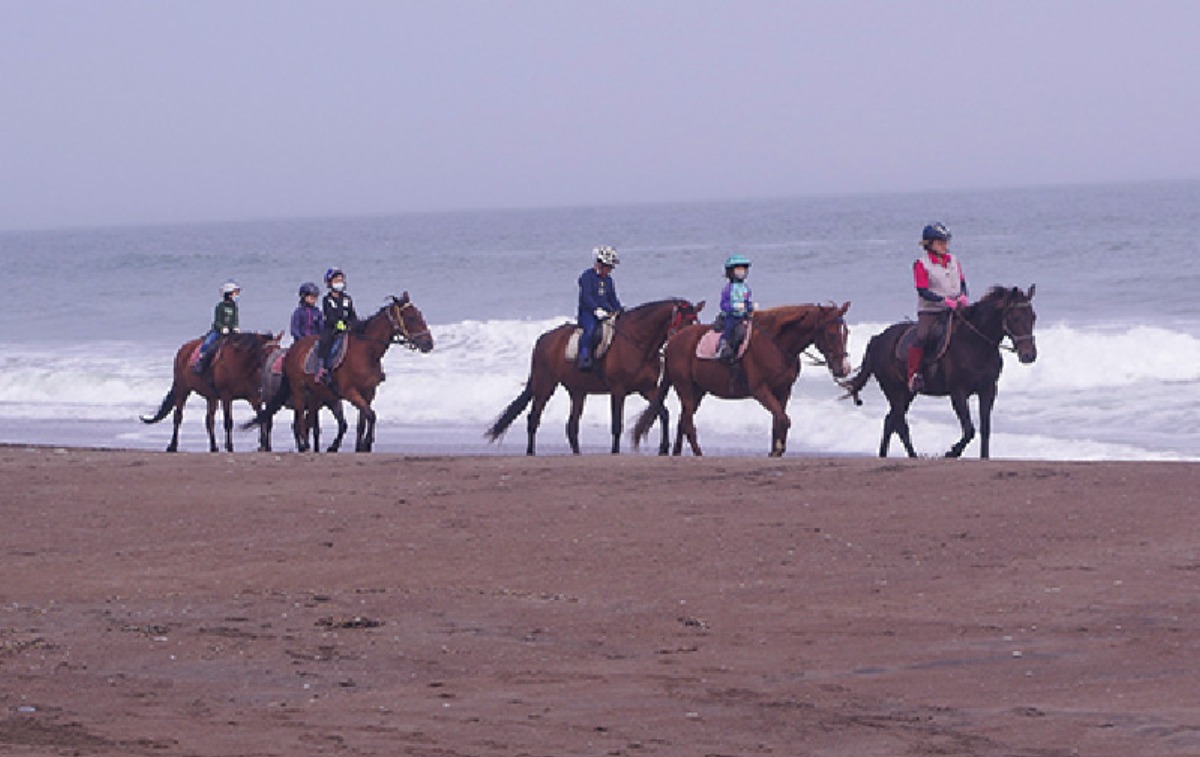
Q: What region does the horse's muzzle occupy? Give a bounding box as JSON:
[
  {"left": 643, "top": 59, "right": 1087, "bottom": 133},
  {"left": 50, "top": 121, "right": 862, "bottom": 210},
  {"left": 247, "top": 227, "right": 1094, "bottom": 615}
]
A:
[{"left": 1018, "top": 342, "right": 1037, "bottom": 364}]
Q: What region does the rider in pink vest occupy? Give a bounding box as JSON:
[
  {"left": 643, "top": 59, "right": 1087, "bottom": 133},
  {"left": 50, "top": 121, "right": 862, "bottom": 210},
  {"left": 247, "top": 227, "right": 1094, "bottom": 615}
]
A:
[{"left": 908, "top": 222, "right": 969, "bottom": 392}]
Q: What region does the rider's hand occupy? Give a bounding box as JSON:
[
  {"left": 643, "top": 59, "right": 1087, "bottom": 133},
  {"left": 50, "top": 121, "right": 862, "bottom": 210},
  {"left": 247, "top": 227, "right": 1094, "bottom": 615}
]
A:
[
  {"left": 732, "top": 302, "right": 746, "bottom": 313},
  {"left": 594, "top": 308, "right": 608, "bottom": 320},
  {"left": 957, "top": 295, "right": 969, "bottom": 307},
  {"left": 943, "top": 297, "right": 959, "bottom": 310}
]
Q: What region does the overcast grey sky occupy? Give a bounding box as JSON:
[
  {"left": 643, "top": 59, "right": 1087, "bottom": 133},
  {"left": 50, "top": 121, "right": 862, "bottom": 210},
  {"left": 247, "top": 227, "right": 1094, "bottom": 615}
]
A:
[{"left": 2, "top": 0, "right": 1198, "bottom": 230}]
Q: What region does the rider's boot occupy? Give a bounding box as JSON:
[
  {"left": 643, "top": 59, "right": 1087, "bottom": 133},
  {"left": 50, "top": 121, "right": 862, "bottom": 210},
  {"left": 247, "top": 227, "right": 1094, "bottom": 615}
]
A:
[
  {"left": 577, "top": 345, "right": 593, "bottom": 373},
  {"left": 906, "top": 346, "right": 924, "bottom": 392}
]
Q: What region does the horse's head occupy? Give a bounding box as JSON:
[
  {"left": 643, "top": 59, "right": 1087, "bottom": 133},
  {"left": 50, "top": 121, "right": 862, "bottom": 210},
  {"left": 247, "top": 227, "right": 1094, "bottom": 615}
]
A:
[
  {"left": 1002, "top": 284, "right": 1037, "bottom": 364},
  {"left": 387, "top": 292, "right": 434, "bottom": 353},
  {"left": 669, "top": 298, "right": 705, "bottom": 337},
  {"left": 813, "top": 302, "right": 852, "bottom": 378}
]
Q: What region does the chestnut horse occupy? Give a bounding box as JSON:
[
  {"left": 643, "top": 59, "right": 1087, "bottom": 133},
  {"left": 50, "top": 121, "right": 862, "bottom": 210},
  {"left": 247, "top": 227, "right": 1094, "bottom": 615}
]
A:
[
  {"left": 259, "top": 343, "right": 349, "bottom": 453},
  {"left": 840, "top": 285, "right": 1037, "bottom": 459},
  {"left": 632, "top": 303, "right": 851, "bottom": 457},
  {"left": 485, "top": 298, "right": 704, "bottom": 455},
  {"left": 141, "top": 331, "right": 282, "bottom": 452},
  {"left": 247, "top": 293, "right": 433, "bottom": 452}
]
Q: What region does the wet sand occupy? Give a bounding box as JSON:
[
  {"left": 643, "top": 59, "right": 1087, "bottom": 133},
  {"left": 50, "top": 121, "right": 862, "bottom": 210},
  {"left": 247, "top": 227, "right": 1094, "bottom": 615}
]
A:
[{"left": 2, "top": 447, "right": 1198, "bottom": 756}]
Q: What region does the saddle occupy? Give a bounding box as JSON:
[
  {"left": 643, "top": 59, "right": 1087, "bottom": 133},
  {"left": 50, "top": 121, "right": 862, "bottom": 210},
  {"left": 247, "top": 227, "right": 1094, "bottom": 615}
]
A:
[
  {"left": 564, "top": 318, "right": 617, "bottom": 362},
  {"left": 896, "top": 318, "right": 954, "bottom": 374},
  {"left": 302, "top": 334, "right": 350, "bottom": 376},
  {"left": 696, "top": 319, "right": 751, "bottom": 361}
]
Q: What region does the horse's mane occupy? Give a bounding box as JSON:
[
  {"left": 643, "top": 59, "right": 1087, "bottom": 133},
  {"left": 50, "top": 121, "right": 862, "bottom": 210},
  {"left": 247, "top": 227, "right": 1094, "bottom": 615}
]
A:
[
  {"left": 624, "top": 298, "right": 683, "bottom": 315},
  {"left": 223, "top": 332, "right": 277, "bottom": 351},
  {"left": 973, "top": 286, "right": 1027, "bottom": 312},
  {"left": 752, "top": 304, "right": 820, "bottom": 334}
]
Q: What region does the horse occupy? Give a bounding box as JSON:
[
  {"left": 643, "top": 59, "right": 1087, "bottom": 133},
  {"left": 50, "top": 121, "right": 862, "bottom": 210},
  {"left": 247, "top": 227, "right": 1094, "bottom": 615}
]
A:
[
  {"left": 484, "top": 298, "right": 705, "bottom": 455},
  {"left": 246, "top": 293, "right": 433, "bottom": 452},
  {"left": 632, "top": 302, "right": 851, "bottom": 457},
  {"left": 258, "top": 342, "right": 349, "bottom": 453},
  {"left": 141, "top": 331, "right": 282, "bottom": 452},
  {"left": 839, "top": 285, "right": 1037, "bottom": 459}
]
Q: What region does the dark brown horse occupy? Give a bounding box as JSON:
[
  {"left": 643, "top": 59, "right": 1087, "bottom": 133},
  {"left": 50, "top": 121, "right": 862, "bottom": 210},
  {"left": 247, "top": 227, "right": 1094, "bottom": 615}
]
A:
[
  {"left": 247, "top": 294, "right": 433, "bottom": 452},
  {"left": 485, "top": 298, "right": 704, "bottom": 455},
  {"left": 840, "top": 285, "right": 1037, "bottom": 458},
  {"left": 632, "top": 303, "right": 851, "bottom": 457},
  {"left": 258, "top": 343, "right": 349, "bottom": 453},
  {"left": 141, "top": 331, "right": 282, "bottom": 452}
]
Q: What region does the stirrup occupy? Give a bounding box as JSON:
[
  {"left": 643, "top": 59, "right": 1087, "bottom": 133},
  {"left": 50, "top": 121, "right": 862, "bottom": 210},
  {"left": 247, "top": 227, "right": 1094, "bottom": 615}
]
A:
[{"left": 907, "top": 373, "right": 923, "bottom": 392}]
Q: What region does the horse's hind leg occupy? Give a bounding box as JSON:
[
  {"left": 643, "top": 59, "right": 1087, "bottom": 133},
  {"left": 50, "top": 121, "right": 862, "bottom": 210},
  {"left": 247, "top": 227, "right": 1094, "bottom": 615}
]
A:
[
  {"left": 205, "top": 398, "right": 219, "bottom": 453},
  {"left": 221, "top": 397, "right": 235, "bottom": 452},
  {"left": 565, "top": 391, "right": 586, "bottom": 455},
  {"left": 945, "top": 392, "right": 976, "bottom": 458},
  {"left": 311, "top": 407, "right": 322, "bottom": 452},
  {"left": 608, "top": 392, "right": 627, "bottom": 454},
  {"left": 167, "top": 396, "right": 187, "bottom": 453}
]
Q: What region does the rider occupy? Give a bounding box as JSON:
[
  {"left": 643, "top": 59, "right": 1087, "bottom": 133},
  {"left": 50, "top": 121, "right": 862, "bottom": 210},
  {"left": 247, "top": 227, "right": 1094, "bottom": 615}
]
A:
[
  {"left": 908, "top": 222, "right": 969, "bottom": 392},
  {"left": 194, "top": 280, "right": 240, "bottom": 374},
  {"left": 717, "top": 254, "right": 754, "bottom": 363},
  {"left": 317, "top": 267, "right": 359, "bottom": 385},
  {"left": 290, "top": 281, "right": 324, "bottom": 342},
  {"left": 576, "top": 245, "right": 623, "bottom": 372}
]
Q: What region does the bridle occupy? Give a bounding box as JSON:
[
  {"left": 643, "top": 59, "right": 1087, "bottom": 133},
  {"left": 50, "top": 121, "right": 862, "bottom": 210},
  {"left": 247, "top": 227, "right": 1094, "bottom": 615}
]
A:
[
  {"left": 956, "top": 299, "right": 1035, "bottom": 354},
  {"left": 386, "top": 300, "right": 431, "bottom": 350},
  {"left": 614, "top": 300, "right": 698, "bottom": 353},
  {"left": 802, "top": 315, "right": 849, "bottom": 369}
]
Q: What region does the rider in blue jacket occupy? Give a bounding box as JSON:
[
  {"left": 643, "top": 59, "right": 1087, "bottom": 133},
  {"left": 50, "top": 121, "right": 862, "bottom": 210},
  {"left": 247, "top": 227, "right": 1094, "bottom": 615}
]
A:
[
  {"left": 718, "top": 254, "right": 754, "bottom": 362},
  {"left": 576, "top": 245, "right": 623, "bottom": 372}
]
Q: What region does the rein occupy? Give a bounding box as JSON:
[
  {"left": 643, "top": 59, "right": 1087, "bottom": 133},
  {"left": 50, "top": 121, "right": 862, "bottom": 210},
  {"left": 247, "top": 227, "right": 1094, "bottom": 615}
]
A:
[
  {"left": 954, "top": 301, "right": 1034, "bottom": 353},
  {"left": 611, "top": 302, "right": 692, "bottom": 355}
]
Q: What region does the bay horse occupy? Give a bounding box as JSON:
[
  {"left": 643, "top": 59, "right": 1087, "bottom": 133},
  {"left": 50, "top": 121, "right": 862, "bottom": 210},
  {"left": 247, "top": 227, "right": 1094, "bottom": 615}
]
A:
[
  {"left": 632, "top": 302, "right": 851, "bottom": 457},
  {"left": 141, "top": 331, "right": 282, "bottom": 452},
  {"left": 484, "top": 298, "right": 705, "bottom": 455},
  {"left": 840, "top": 285, "right": 1037, "bottom": 459},
  {"left": 258, "top": 342, "right": 349, "bottom": 453},
  {"left": 247, "top": 293, "right": 433, "bottom": 452}
]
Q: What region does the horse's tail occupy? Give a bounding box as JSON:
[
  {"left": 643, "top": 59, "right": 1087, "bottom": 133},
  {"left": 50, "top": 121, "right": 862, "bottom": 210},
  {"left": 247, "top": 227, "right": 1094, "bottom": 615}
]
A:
[
  {"left": 242, "top": 372, "right": 290, "bottom": 430},
  {"left": 631, "top": 371, "right": 673, "bottom": 449},
  {"left": 140, "top": 387, "right": 177, "bottom": 424},
  {"left": 838, "top": 335, "right": 877, "bottom": 406},
  {"left": 484, "top": 382, "right": 533, "bottom": 442}
]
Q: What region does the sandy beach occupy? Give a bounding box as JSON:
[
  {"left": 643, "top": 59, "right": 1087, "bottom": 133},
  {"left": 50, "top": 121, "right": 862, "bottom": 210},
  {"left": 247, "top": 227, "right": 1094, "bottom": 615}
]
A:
[{"left": 2, "top": 447, "right": 1198, "bottom": 756}]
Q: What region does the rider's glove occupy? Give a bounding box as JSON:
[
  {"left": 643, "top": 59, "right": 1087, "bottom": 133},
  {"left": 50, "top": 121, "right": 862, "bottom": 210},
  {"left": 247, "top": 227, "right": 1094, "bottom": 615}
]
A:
[
  {"left": 594, "top": 308, "right": 608, "bottom": 320},
  {"left": 943, "top": 297, "right": 959, "bottom": 310},
  {"left": 957, "top": 295, "right": 969, "bottom": 307}
]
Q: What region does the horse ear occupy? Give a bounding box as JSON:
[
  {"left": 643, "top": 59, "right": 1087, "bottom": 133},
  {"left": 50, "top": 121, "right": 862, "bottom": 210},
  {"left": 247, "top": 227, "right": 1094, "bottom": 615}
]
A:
[
  {"left": 401, "top": 291, "right": 410, "bottom": 304},
  {"left": 695, "top": 299, "right": 706, "bottom": 312},
  {"left": 838, "top": 301, "right": 850, "bottom": 317},
  {"left": 274, "top": 331, "right": 284, "bottom": 341},
  {"left": 1027, "top": 284, "right": 1036, "bottom": 300}
]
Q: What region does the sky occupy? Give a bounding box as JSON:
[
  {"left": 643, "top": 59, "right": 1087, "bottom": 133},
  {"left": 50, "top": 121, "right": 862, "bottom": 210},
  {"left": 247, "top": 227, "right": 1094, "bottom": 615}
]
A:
[{"left": 2, "top": 0, "right": 1198, "bottom": 230}]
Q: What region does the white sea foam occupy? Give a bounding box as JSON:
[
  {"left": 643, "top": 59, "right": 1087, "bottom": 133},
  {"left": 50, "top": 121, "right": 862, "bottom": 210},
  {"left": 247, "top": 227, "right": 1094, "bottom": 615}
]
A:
[{"left": 0, "top": 317, "right": 1196, "bottom": 460}]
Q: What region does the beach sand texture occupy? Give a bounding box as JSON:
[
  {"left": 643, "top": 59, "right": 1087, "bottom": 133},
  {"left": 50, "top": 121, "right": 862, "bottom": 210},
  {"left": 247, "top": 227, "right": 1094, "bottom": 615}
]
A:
[{"left": 2, "top": 448, "right": 1198, "bottom": 756}]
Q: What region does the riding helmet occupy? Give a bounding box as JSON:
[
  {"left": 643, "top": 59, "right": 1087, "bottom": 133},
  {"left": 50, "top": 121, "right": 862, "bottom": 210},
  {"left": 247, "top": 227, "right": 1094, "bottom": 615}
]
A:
[
  {"left": 922, "top": 222, "right": 952, "bottom": 244},
  {"left": 299, "top": 281, "right": 320, "bottom": 297},
  {"left": 324, "top": 267, "right": 345, "bottom": 284},
  {"left": 593, "top": 245, "right": 620, "bottom": 267},
  {"left": 724, "top": 253, "right": 752, "bottom": 270},
  {"left": 221, "top": 280, "right": 241, "bottom": 295}
]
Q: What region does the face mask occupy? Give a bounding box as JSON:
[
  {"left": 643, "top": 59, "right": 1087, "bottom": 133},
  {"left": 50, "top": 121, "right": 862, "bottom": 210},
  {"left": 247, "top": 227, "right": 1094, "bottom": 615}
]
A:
[{"left": 331, "top": 281, "right": 345, "bottom": 292}]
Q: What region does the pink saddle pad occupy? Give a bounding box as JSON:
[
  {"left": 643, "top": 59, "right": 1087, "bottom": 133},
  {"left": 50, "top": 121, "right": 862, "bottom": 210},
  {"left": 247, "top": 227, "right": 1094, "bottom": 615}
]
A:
[{"left": 695, "top": 327, "right": 751, "bottom": 360}]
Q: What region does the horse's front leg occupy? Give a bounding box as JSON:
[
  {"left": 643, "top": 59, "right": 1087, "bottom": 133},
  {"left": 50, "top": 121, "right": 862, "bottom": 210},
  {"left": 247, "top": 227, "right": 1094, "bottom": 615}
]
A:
[
  {"left": 327, "top": 401, "right": 348, "bottom": 453},
  {"left": 977, "top": 384, "right": 997, "bottom": 459},
  {"left": 343, "top": 389, "right": 375, "bottom": 452},
  {"left": 291, "top": 396, "right": 310, "bottom": 453},
  {"left": 205, "top": 398, "right": 219, "bottom": 452},
  {"left": 945, "top": 391, "right": 976, "bottom": 458},
  {"left": 639, "top": 389, "right": 670, "bottom": 456},
  {"left": 565, "top": 391, "right": 586, "bottom": 455},
  {"left": 753, "top": 387, "right": 790, "bottom": 457},
  {"left": 609, "top": 391, "right": 627, "bottom": 454},
  {"left": 311, "top": 406, "right": 322, "bottom": 452}
]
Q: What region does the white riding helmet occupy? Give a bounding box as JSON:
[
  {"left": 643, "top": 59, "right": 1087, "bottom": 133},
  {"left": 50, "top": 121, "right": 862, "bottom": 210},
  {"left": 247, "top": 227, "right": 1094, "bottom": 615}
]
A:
[
  {"left": 594, "top": 245, "right": 619, "bottom": 267},
  {"left": 221, "top": 280, "right": 241, "bottom": 295}
]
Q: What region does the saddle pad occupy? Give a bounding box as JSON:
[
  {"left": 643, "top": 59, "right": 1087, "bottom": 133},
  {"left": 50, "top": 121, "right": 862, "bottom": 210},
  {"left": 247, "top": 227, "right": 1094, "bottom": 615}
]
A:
[
  {"left": 696, "top": 323, "right": 752, "bottom": 360},
  {"left": 564, "top": 318, "right": 616, "bottom": 362},
  {"left": 268, "top": 346, "right": 287, "bottom": 375},
  {"left": 187, "top": 343, "right": 204, "bottom": 368},
  {"left": 302, "top": 335, "right": 349, "bottom": 376},
  {"left": 894, "top": 320, "right": 951, "bottom": 362}
]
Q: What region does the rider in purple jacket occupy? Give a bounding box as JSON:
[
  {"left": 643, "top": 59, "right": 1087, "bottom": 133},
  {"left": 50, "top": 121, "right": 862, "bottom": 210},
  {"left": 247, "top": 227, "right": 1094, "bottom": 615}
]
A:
[{"left": 290, "top": 281, "right": 324, "bottom": 342}]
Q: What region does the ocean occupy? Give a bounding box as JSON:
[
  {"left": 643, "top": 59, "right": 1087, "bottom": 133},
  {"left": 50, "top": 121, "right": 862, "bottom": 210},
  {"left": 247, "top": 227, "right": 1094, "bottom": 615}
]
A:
[{"left": 2, "top": 180, "right": 1197, "bottom": 459}]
